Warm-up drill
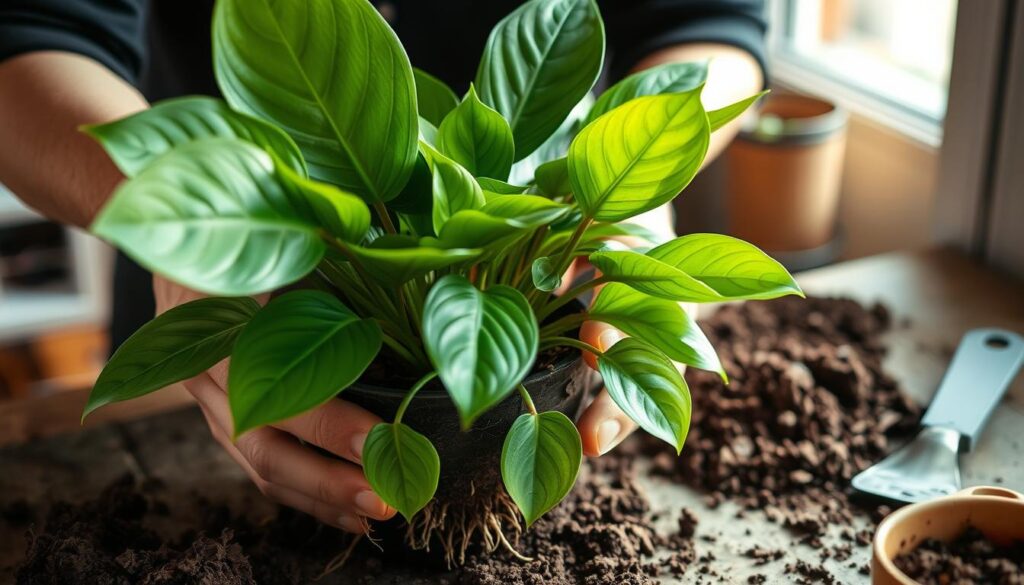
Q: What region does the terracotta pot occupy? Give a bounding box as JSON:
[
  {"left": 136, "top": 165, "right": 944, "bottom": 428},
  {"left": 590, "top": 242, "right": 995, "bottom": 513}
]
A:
[{"left": 872, "top": 486, "right": 1024, "bottom": 584}]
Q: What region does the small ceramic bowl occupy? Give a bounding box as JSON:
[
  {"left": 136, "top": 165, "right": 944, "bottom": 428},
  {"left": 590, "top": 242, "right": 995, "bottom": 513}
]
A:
[{"left": 872, "top": 485, "right": 1024, "bottom": 584}]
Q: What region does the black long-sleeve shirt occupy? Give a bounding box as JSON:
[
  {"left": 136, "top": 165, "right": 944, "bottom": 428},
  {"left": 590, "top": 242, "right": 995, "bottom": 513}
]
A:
[{"left": 0, "top": 0, "right": 767, "bottom": 347}]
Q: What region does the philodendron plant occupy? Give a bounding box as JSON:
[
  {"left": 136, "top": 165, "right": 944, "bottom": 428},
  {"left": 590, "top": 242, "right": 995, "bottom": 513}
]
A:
[{"left": 83, "top": 0, "right": 801, "bottom": 530}]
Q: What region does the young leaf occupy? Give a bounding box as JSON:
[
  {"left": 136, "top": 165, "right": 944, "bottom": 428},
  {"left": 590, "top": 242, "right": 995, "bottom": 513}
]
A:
[
  {"left": 482, "top": 195, "right": 571, "bottom": 226},
  {"left": 228, "top": 290, "right": 382, "bottom": 436},
  {"left": 430, "top": 155, "right": 486, "bottom": 234},
  {"left": 588, "top": 283, "right": 724, "bottom": 379},
  {"left": 477, "top": 177, "right": 528, "bottom": 194},
  {"left": 588, "top": 250, "right": 724, "bottom": 302},
  {"left": 213, "top": 0, "right": 417, "bottom": 203},
  {"left": 92, "top": 138, "right": 325, "bottom": 296},
  {"left": 532, "top": 256, "right": 562, "bottom": 292},
  {"left": 413, "top": 67, "right": 459, "bottom": 126},
  {"left": 277, "top": 164, "right": 370, "bottom": 244},
  {"left": 84, "top": 297, "right": 260, "bottom": 420},
  {"left": 597, "top": 338, "right": 692, "bottom": 453},
  {"left": 568, "top": 89, "right": 709, "bottom": 222},
  {"left": 422, "top": 276, "right": 539, "bottom": 427},
  {"left": 363, "top": 422, "right": 440, "bottom": 521},
  {"left": 437, "top": 85, "right": 515, "bottom": 179},
  {"left": 707, "top": 90, "right": 769, "bottom": 132},
  {"left": 344, "top": 236, "right": 481, "bottom": 287},
  {"left": 437, "top": 196, "right": 569, "bottom": 249},
  {"left": 84, "top": 96, "right": 307, "bottom": 178},
  {"left": 648, "top": 233, "right": 803, "bottom": 300},
  {"left": 476, "top": 0, "right": 605, "bottom": 160},
  {"left": 584, "top": 61, "right": 708, "bottom": 125},
  {"left": 501, "top": 411, "right": 582, "bottom": 526},
  {"left": 534, "top": 157, "right": 571, "bottom": 197}
]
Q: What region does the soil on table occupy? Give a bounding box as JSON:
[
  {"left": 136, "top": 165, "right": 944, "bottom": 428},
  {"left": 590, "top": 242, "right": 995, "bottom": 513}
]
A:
[{"left": 893, "top": 526, "right": 1024, "bottom": 584}]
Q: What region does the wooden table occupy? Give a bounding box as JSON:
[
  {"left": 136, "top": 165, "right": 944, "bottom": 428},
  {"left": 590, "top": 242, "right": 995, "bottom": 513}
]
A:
[{"left": 2, "top": 249, "right": 1022, "bottom": 584}]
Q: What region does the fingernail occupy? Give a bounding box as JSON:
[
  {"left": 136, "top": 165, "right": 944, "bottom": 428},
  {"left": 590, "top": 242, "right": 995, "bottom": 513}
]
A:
[
  {"left": 350, "top": 433, "right": 367, "bottom": 462},
  {"left": 596, "top": 419, "right": 623, "bottom": 455},
  {"left": 355, "top": 490, "right": 389, "bottom": 518},
  {"left": 337, "top": 514, "right": 364, "bottom": 533},
  {"left": 598, "top": 329, "right": 621, "bottom": 351}
]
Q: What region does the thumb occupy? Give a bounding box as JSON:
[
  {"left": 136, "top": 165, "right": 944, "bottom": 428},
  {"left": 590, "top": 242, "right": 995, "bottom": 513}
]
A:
[{"left": 579, "top": 320, "right": 625, "bottom": 370}]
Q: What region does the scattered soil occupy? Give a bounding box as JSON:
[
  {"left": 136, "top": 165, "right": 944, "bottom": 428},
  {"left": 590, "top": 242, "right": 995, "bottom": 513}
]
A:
[{"left": 893, "top": 526, "right": 1024, "bottom": 584}]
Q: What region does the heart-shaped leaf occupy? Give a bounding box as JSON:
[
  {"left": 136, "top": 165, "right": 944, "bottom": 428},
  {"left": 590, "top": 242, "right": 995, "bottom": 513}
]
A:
[
  {"left": 345, "top": 235, "right": 481, "bottom": 287},
  {"left": 213, "top": 0, "right": 417, "bottom": 203},
  {"left": 534, "top": 157, "right": 571, "bottom": 197},
  {"left": 438, "top": 85, "right": 515, "bottom": 179},
  {"left": 92, "top": 138, "right": 325, "bottom": 296},
  {"left": 477, "top": 177, "right": 528, "bottom": 194},
  {"left": 707, "top": 90, "right": 769, "bottom": 132},
  {"left": 597, "top": 338, "right": 691, "bottom": 453},
  {"left": 588, "top": 283, "right": 724, "bottom": 379},
  {"left": 84, "top": 297, "right": 261, "bottom": 420},
  {"left": 413, "top": 67, "right": 459, "bottom": 126},
  {"left": 501, "top": 411, "right": 582, "bottom": 525},
  {"left": 430, "top": 154, "right": 486, "bottom": 233},
  {"left": 476, "top": 0, "right": 605, "bottom": 160},
  {"left": 589, "top": 250, "right": 724, "bottom": 302},
  {"left": 648, "top": 234, "right": 803, "bottom": 300},
  {"left": 85, "top": 96, "right": 307, "bottom": 178},
  {"left": 229, "top": 290, "right": 381, "bottom": 436},
  {"left": 584, "top": 61, "right": 708, "bottom": 125},
  {"left": 532, "top": 256, "right": 562, "bottom": 292},
  {"left": 568, "top": 89, "right": 709, "bottom": 222},
  {"left": 422, "top": 276, "right": 539, "bottom": 427},
  {"left": 363, "top": 422, "right": 440, "bottom": 521}
]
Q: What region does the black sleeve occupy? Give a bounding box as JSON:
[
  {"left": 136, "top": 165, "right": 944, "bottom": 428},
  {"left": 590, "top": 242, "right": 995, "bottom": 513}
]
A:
[
  {"left": 599, "top": 0, "right": 768, "bottom": 83},
  {"left": 0, "top": 0, "right": 147, "bottom": 84}
]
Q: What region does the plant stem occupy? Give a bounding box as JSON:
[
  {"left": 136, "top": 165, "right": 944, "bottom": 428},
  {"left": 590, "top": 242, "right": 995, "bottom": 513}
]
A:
[
  {"left": 373, "top": 202, "right": 398, "bottom": 234},
  {"left": 539, "top": 336, "right": 602, "bottom": 356},
  {"left": 517, "top": 384, "right": 537, "bottom": 415},
  {"left": 536, "top": 276, "right": 607, "bottom": 321},
  {"left": 380, "top": 333, "right": 421, "bottom": 366},
  {"left": 394, "top": 371, "right": 438, "bottom": 425},
  {"left": 538, "top": 312, "right": 588, "bottom": 338}
]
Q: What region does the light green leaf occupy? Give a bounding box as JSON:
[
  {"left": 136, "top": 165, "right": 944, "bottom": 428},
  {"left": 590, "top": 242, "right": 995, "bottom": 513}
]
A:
[
  {"left": 584, "top": 61, "right": 708, "bottom": 125},
  {"left": 422, "top": 276, "right": 539, "bottom": 427},
  {"left": 413, "top": 67, "right": 459, "bottom": 126},
  {"left": 477, "top": 177, "right": 528, "bottom": 194},
  {"left": 568, "top": 89, "right": 710, "bottom": 222},
  {"left": 476, "top": 0, "right": 605, "bottom": 160},
  {"left": 437, "top": 195, "right": 569, "bottom": 249},
  {"left": 213, "top": 0, "right": 417, "bottom": 203},
  {"left": 419, "top": 117, "right": 439, "bottom": 147},
  {"left": 277, "top": 164, "right": 370, "bottom": 243},
  {"left": 589, "top": 250, "right": 723, "bottom": 302},
  {"left": 532, "top": 256, "right": 561, "bottom": 292},
  {"left": 438, "top": 85, "right": 515, "bottom": 179},
  {"left": 482, "top": 195, "right": 571, "bottom": 225},
  {"left": 501, "top": 411, "right": 582, "bottom": 526},
  {"left": 430, "top": 154, "right": 486, "bottom": 233},
  {"left": 228, "top": 290, "right": 381, "bottom": 436},
  {"left": 92, "top": 138, "right": 325, "bottom": 296},
  {"left": 597, "top": 338, "right": 691, "bottom": 453},
  {"left": 363, "top": 422, "right": 440, "bottom": 521},
  {"left": 707, "top": 90, "right": 769, "bottom": 132},
  {"left": 84, "top": 96, "right": 307, "bottom": 178},
  {"left": 534, "top": 157, "right": 571, "bottom": 197},
  {"left": 84, "top": 297, "right": 260, "bottom": 420},
  {"left": 345, "top": 235, "right": 480, "bottom": 287}
]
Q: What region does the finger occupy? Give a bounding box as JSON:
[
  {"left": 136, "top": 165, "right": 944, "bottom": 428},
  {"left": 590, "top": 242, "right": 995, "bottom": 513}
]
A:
[
  {"left": 578, "top": 320, "right": 625, "bottom": 370},
  {"left": 576, "top": 388, "right": 638, "bottom": 457},
  {"left": 271, "top": 399, "right": 383, "bottom": 465}
]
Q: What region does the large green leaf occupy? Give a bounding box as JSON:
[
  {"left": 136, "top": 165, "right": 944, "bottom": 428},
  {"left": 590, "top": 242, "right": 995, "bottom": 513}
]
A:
[
  {"left": 648, "top": 234, "right": 803, "bottom": 300},
  {"left": 438, "top": 85, "right": 515, "bottom": 179},
  {"left": 597, "top": 338, "right": 691, "bottom": 453},
  {"left": 345, "top": 235, "right": 480, "bottom": 287},
  {"left": 588, "top": 283, "right": 724, "bottom": 379},
  {"left": 84, "top": 297, "right": 260, "bottom": 420},
  {"left": 84, "top": 96, "right": 307, "bottom": 178},
  {"left": 413, "top": 67, "right": 459, "bottom": 126},
  {"left": 228, "top": 290, "right": 381, "bottom": 436},
  {"left": 92, "top": 138, "right": 325, "bottom": 296},
  {"left": 707, "top": 90, "right": 769, "bottom": 132},
  {"left": 568, "top": 89, "right": 710, "bottom": 222},
  {"left": 584, "top": 61, "right": 708, "bottom": 125},
  {"left": 363, "top": 422, "right": 440, "bottom": 521},
  {"left": 501, "top": 411, "right": 582, "bottom": 526},
  {"left": 534, "top": 157, "right": 571, "bottom": 197},
  {"left": 422, "top": 276, "right": 539, "bottom": 427},
  {"left": 589, "top": 250, "right": 724, "bottom": 302},
  {"left": 476, "top": 0, "right": 605, "bottom": 160},
  {"left": 430, "top": 154, "right": 487, "bottom": 233},
  {"left": 277, "top": 164, "right": 370, "bottom": 243},
  {"left": 213, "top": 0, "right": 417, "bottom": 203}
]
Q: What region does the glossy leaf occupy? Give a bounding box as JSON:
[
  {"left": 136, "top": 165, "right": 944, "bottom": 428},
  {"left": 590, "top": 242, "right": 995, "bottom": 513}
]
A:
[
  {"left": 346, "top": 235, "right": 480, "bottom": 287},
  {"left": 422, "top": 276, "right": 539, "bottom": 427},
  {"left": 84, "top": 96, "right": 306, "bottom": 178},
  {"left": 476, "top": 0, "right": 605, "bottom": 160},
  {"left": 430, "top": 154, "right": 486, "bottom": 233},
  {"left": 419, "top": 117, "right": 439, "bottom": 146},
  {"left": 228, "top": 290, "right": 382, "bottom": 436},
  {"left": 477, "top": 177, "right": 528, "bottom": 194},
  {"left": 568, "top": 90, "right": 709, "bottom": 222},
  {"left": 597, "top": 338, "right": 691, "bottom": 453},
  {"left": 584, "top": 61, "right": 708, "bottom": 125},
  {"left": 213, "top": 0, "right": 417, "bottom": 203},
  {"left": 501, "top": 411, "right": 582, "bottom": 525},
  {"left": 437, "top": 195, "right": 569, "bottom": 249},
  {"left": 387, "top": 154, "right": 433, "bottom": 215},
  {"left": 413, "top": 67, "right": 459, "bottom": 126},
  {"left": 438, "top": 85, "right": 515, "bottom": 179},
  {"left": 707, "top": 90, "right": 769, "bottom": 132},
  {"left": 363, "top": 422, "right": 440, "bottom": 521},
  {"left": 509, "top": 93, "right": 593, "bottom": 185},
  {"left": 589, "top": 250, "right": 724, "bottom": 302},
  {"left": 534, "top": 157, "right": 571, "bottom": 197},
  {"left": 277, "top": 164, "right": 370, "bottom": 243},
  {"left": 92, "top": 138, "right": 325, "bottom": 296},
  {"left": 532, "top": 256, "right": 561, "bottom": 292},
  {"left": 84, "top": 297, "right": 260, "bottom": 420}
]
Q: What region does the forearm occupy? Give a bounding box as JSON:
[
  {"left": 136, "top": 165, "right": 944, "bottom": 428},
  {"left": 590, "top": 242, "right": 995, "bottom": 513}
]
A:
[{"left": 0, "top": 51, "right": 148, "bottom": 228}]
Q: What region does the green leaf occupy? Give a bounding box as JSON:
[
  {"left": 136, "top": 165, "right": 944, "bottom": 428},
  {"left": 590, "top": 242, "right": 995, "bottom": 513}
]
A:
[
  {"left": 501, "top": 411, "right": 582, "bottom": 526},
  {"left": 648, "top": 233, "right": 803, "bottom": 300},
  {"left": 228, "top": 290, "right": 382, "bottom": 436},
  {"left": 277, "top": 164, "right": 370, "bottom": 243},
  {"left": 509, "top": 93, "right": 593, "bottom": 184},
  {"left": 84, "top": 96, "right": 307, "bottom": 178},
  {"left": 483, "top": 194, "right": 571, "bottom": 225},
  {"left": 707, "top": 90, "right": 769, "bottom": 132},
  {"left": 419, "top": 117, "right": 439, "bottom": 147},
  {"left": 430, "top": 154, "right": 486, "bottom": 233},
  {"left": 438, "top": 85, "right": 515, "bottom": 179},
  {"left": 363, "top": 422, "right": 440, "bottom": 521},
  {"left": 476, "top": 0, "right": 605, "bottom": 160},
  {"left": 345, "top": 235, "right": 481, "bottom": 287},
  {"left": 589, "top": 250, "right": 723, "bottom": 302},
  {"left": 534, "top": 157, "right": 571, "bottom": 197},
  {"left": 413, "top": 67, "right": 459, "bottom": 126},
  {"left": 92, "top": 138, "right": 325, "bottom": 296},
  {"left": 588, "top": 283, "right": 724, "bottom": 379},
  {"left": 477, "top": 177, "right": 528, "bottom": 194},
  {"left": 568, "top": 89, "right": 709, "bottom": 222},
  {"left": 597, "top": 338, "right": 691, "bottom": 453},
  {"left": 532, "top": 256, "right": 562, "bottom": 292},
  {"left": 387, "top": 154, "right": 433, "bottom": 215},
  {"left": 437, "top": 196, "right": 569, "bottom": 249},
  {"left": 213, "top": 0, "right": 417, "bottom": 203},
  {"left": 422, "top": 276, "right": 539, "bottom": 427},
  {"left": 84, "top": 297, "right": 260, "bottom": 420},
  {"left": 584, "top": 61, "right": 708, "bottom": 125}
]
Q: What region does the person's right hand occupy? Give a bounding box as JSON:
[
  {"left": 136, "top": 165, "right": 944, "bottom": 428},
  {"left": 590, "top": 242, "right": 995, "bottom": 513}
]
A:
[{"left": 153, "top": 276, "right": 397, "bottom": 533}]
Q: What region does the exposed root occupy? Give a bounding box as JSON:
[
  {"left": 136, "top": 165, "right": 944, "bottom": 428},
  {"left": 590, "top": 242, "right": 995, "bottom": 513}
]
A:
[{"left": 316, "top": 533, "right": 362, "bottom": 580}]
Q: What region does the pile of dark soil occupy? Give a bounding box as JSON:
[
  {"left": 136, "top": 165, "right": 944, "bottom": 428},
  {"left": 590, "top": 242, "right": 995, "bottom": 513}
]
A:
[{"left": 893, "top": 526, "right": 1024, "bottom": 584}]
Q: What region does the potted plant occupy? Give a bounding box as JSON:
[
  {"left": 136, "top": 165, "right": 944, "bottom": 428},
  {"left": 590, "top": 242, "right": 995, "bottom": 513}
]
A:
[{"left": 81, "top": 0, "right": 801, "bottom": 564}]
